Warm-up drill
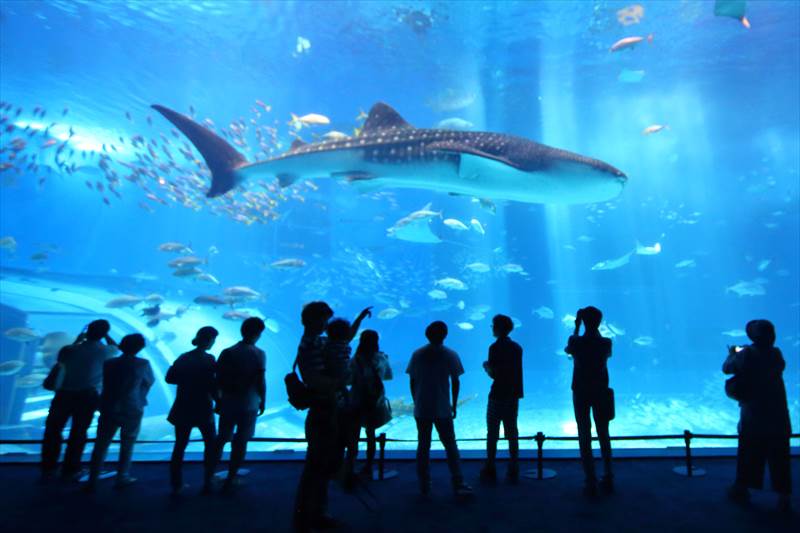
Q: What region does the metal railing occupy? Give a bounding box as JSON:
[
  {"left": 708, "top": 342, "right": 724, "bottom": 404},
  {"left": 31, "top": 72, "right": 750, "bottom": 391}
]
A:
[{"left": 2, "top": 430, "right": 798, "bottom": 481}]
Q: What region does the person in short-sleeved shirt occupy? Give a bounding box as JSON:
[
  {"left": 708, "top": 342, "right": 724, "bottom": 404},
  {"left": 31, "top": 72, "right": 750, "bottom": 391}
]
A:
[
  {"left": 488, "top": 336, "right": 523, "bottom": 401},
  {"left": 216, "top": 341, "right": 266, "bottom": 414},
  {"left": 58, "top": 335, "right": 118, "bottom": 393},
  {"left": 41, "top": 319, "right": 117, "bottom": 481},
  {"left": 406, "top": 321, "right": 472, "bottom": 497},
  {"left": 481, "top": 314, "right": 523, "bottom": 484},
  {"left": 406, "top": 343, "right": 464, "bottom": 420},
  {"left": 166, "top": 326, "right": 219, "bottom": 494},
  {"left": 213, "top": 317, "right": 267, "bottom": 491},
  {"left": 564, "top": 306, "right": 614, "bottom": 496},
  {"left": 88, "top": 333, "right": 153, "bottom": 489},
  {"left": 566, "top": 334, "right": 611, "bottom": 395}
]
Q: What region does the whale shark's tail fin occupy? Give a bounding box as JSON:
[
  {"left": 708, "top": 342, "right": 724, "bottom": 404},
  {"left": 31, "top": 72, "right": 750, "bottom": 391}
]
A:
[{"left": 151, "top": 104, "right": 247, "bottom": 198}]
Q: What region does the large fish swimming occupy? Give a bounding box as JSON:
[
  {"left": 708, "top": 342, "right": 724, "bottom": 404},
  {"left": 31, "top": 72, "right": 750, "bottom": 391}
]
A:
[{"left": 151, "top": 102, "right": 627, "bottom": 204}]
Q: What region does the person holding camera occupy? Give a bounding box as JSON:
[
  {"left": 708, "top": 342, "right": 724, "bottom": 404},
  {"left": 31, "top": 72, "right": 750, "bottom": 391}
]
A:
[
  {"left": 41, "top": 319, "right": 118, "bottom": 482},
  {"left": 565, "top": 306, "right": 614, "bottom": 496},
  {"left": 723, "top": 319, "right": 792, "bottom": 512}
]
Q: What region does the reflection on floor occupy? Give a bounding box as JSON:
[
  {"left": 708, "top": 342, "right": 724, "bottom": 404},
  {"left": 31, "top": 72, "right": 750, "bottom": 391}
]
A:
[{"left": 0, "top": 459, "right": 798, "bottom": 532}]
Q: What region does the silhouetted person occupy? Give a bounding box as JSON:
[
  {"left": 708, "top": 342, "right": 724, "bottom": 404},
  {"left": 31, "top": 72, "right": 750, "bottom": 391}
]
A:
[
  {"left": 213, "top": 317, "right": 266, "bottom": 492},
  {"left": 347, "top": 330, "right": 393, "bottom": 478},
  {"left": 565, "top": 306, "right": 613, "bottom": 496},
  {"left": 724, "top": 319, "right": 792, "bottom": 512},
  {"left": 87, "top": 333, "right": 154, "bottom": 490},
  {"left": 166, "top": 326, "right": 219, "bottom": 495},
  {"left": 406, "top": 321, "right": 473, "bottom": 498},
  {"left": 41, "top": 319, "right": 117, "bottom": 482},
  {"left": 480, "top": 314, "right": 523, "bottom": 485},
  {"left": 293, "top": 303, "right": 371, "bottom": 532}
]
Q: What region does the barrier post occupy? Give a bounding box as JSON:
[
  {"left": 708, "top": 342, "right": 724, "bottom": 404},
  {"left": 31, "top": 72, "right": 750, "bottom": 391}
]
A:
[
  {"left": 378, "top": 432, "right": 386, "bottom": 481},
  {"left": 372, "top": 433, "right": 397, "bottom": 481},
  {"left": 672, "top": 429, "right": 706, "bottom": 477},
  {"left": 523, "top": 432, "right": 557, "bottom": 480},
  {"left": 684, "top": 430, "right": 693, "bottom": 477}
]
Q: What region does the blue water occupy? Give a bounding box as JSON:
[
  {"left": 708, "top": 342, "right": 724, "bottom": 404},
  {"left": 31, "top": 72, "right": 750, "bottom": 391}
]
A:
[{"left": 0, "top": 1, "right": 798, "bottom": 452}]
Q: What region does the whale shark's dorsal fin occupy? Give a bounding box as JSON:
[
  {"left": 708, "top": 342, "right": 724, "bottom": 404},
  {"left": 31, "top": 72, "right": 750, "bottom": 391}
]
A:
[{"left": 363, "top": 102, "right": 413, "bottom": 132}]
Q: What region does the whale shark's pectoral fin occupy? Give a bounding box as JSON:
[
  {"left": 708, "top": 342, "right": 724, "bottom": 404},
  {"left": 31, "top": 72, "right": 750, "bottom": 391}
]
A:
[
  {"left": 331, "top": 170, "right": 376, "bottom": 182},
  {"left": 331, "top": 171, "right": 380, "bottom": 193},
  {"left": 425, "top": 141, "right": 521, "bottom": 169},
  {"left": 277, "top": 173, "right": 298, "bottom": 187}
]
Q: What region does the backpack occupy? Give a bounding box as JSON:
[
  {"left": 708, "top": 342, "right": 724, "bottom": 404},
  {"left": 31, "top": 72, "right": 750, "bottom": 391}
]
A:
[
  {"left": 285, "top": 358, "right": 312, "bottom": 410},
  {"left": 725, "top": 375, "right": 750, "bottom": 402}
]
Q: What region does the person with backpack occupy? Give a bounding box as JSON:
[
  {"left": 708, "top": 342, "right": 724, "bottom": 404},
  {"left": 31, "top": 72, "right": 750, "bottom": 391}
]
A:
[
  {"left": 41, "top": 319, "right": 118, "bottom": 482},
  {"left": 724, "top": 319, "right": 792, "bottom": 512},
  {"left": 292, "top": 302, "right": 371, "bottom": 532},
  {"left": 565, "top": 306, "right": 614, "bottom": 497},
  {"left": 166, "top": 326, "right": 219, "bottom": 495},
  {"left": 86, "top": 333, "right": 154, "bottom": 490},
  {"left": 347, "top": 329, "right": 393, "bottom": 479},
  {"left": 213, "top": 317, "right": 266, "bottom": 492}
]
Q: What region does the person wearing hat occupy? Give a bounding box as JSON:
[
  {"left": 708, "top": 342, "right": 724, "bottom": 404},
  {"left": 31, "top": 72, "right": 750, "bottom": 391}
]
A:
[
  {"left": 723, "top": 319, "right": 792, "bottom": 512},
  {"left": 165, "top": 326, "right": 220, "bottom": 495}
]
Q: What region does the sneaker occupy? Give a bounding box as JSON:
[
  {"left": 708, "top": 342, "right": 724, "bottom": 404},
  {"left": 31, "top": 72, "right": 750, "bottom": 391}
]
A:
[
  {"left": 777, "top": 495, "right": 792, "bottom": 514},
  {"left": 221, "top": 475, "right": 243, "bottom": 493},
  {"left": 171, "top": 483, "right": 190, "bottom": 496},
  {"left": 40, "top": 470, "right": 58, "bottom": 484},
  {"left": 342, "top": 471, "right": 357, "bottom": 493},
  {"left": 419, "top": 480, "right": 432, "bottom": 496},
  {"left": 479, "top": 464, "right": 497, "bottom": 485},
  {"left": 727, "top": 484, "right": 750, "bottom": 505},
  {"left": 62, "top": 468, "right": 88, "bottom": 483},
  {"left": 506, "top": 464, "right": 519, "bottom": 485},
  {"left": 599, "top": 475, "right": 614, "bottom": 494},
  {"left": 310, "top": 514, "right": 344, "bottom": 530},
  {"left": 114, "top": 475, "right": 137, "bottom": 488},
  {"left": 454, "top": 482, "right": 474, "bottom": 498},
  {"left": 358, "top": 464, "right": 374, "bottom": 479}
]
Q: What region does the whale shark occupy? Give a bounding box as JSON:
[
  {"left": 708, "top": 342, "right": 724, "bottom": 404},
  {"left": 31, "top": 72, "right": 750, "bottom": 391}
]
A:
[{"left": 151, "top": 102, "right": 626, "bottom": 204}]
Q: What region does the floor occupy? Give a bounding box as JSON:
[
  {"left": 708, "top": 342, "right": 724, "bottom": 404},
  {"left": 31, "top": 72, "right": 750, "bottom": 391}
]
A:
[{"left": 0, "top": 457, "right": 798, "bottom": 532}]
